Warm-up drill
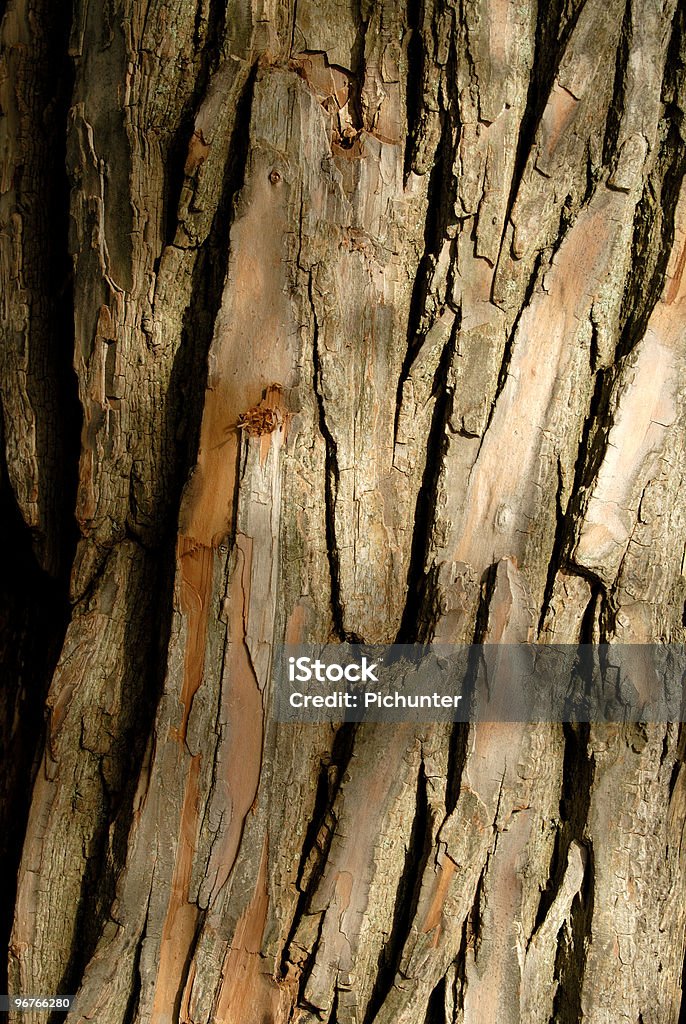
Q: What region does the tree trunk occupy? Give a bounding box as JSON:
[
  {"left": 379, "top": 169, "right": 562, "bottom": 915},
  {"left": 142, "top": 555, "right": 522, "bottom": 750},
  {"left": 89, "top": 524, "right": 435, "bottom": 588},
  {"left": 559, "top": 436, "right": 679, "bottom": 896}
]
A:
[{"left": 2, "top": 1, "right": 686, "bottom": 1022}]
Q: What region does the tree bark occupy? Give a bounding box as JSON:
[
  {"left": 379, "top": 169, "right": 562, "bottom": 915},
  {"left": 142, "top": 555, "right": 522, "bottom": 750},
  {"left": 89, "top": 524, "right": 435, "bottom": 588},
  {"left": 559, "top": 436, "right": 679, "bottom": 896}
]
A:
[{"left": 1, "top": 1, "right": 686, "bottom": 1023}]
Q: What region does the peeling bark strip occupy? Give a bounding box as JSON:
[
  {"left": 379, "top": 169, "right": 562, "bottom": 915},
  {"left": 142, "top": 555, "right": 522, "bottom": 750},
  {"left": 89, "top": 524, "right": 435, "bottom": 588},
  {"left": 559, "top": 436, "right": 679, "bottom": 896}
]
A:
[{"left": 2, "top": 1, "right": 686, "bottom": 1023}]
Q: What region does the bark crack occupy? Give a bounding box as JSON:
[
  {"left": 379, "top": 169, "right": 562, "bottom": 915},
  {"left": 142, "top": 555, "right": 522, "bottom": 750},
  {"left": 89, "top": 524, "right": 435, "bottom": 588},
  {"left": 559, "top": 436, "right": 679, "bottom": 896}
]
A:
[
  {"left": 363, "top": 759, "right": 431, "bottom": 1024},
  {"left": 309, "top": 271, "right": 360, "bottom": 642},
  {"left": 397, "top": 320, "right": 458, "bottom": 643}
]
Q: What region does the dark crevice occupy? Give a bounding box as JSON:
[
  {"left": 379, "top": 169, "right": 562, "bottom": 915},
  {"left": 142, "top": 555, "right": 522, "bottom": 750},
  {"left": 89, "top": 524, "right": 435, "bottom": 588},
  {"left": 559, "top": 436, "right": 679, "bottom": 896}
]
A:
[
  {"left": 0, "top": 425, "right": 71, "bottom": 1003},
  {"left": 588, "top": 312, "right": 600, "bottom": 373},
  {"left": 445, "top": 718, "right": 469, "bottom": 817},
  {"left": 467, "top": 859, "right": 487, "bottom": 957},
  {"left": 326, "top": 986, "right": 340, "bottom": 1024},
  {"left": 531, "top": 721, "right": 592, "bottom": 940},
  {"left": 363, "top": 761, "right": 431, "bottom": 1024},
  {"left": 397, "top": 322, "right": 458, "bottom": 643},
  {"left": 540, "top": 355, "right": 614, "bottom": 615},
  {"left": 537, "top": 456, "right": 567, "bottom": 635},
  {"left": 427, "top": 26, "right": 459, "bottom": 245},
  {"left": 310, "top": 275, "right": 362, "bottom": 643},
  {"left": 441, "top": 563, "right": 504, "bottom": 816},
  {"left": 538, "top": 721, "right": 594, "bottom": 1024},
  {"left": 472, "top": 562, "right": 499, "bottom": 643},
  {"left": 558, "top": 187, "right": 588, "bottom": 249},
  {"left": 193, "top": 0, "right": 226, "bottom": 58},
  {"left": 579, "top": 582, "right": 604, "bottom": 645},
  {"left": 601, "top": 0, "right": 631, "bottom": 172},
  {"left": 395, "top": 129, "right": 455, "bottom": 427},
  {"left": 11, "top": 0, "right": 81, "bottom": 585},
  {"left": 0, "top": 0, "right": 80, "bottom": 576},
  {"left": 450, "top": 921, "right": 469, "bottom": 1018},
  {"left": 669, "top": 725, "right": 686, "bottom": 801},
  {"left": 616, "top": 4, "right": 686, "bottom": 360},
  {"left": 349, "top": 0, "right": 369, "bottom": 83},
  {"left": 569, "top": 362, "right": 612, "bottom": 493},
  {"left": 288, "top": 0, "right": 298, "bottom": 56},
  {"left": 582, "top": 137, "right": 605, "bottom": 209},
  {"left": 297, "top": 726, "right": 356, "bottom": 895},
  {"left": 56, "top": 546, "right": 168, "bottom": 999},
  {"left": 403, "top": 0, "right": 425, "bottom": 179},
  {"left": 394, "top": 31, "right": 464, "bottom": 643},
  {"left": 120, "top": 880, "right": 156, "bottom": 1024},
  {"left": 503, "top": 0, "right": 586, "bottom": 229},
  {"left": 162, "top": 0, "right": 228, "bottom": 248},
  {"left": 551, "top": 835, "right": 595, "bottom": 1024},
  {"left": 423, "top": 975, "right": 446, "bottom": 1024},
  {"left": 292, "top": 911, "right": 328, "bottom": 1016},
  {"left": 482, "top": 250, "right": 544, "bottom": 443},
  {"left": 395, "top": 22, "right": 460, "bottom": 435},
  {"left": 280, "top": 723, "right": 357, "bottom": 978}
]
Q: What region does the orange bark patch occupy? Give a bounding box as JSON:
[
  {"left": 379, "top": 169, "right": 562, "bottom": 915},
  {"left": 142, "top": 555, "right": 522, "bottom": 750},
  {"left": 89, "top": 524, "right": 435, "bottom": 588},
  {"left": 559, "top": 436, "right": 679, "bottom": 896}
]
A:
[
  {"left": 184, "top": 129, "right": 211, "bottom": 174},
  {"left": 148, "top": 542, "right": 214, "bottom": 1013},
  {"left": 664, "top": 186, "right": 686, "bottom": 307},
  {"left": 201, "top": 535, "right": 265, "bottom": 901},
  {"left": 422, "top": 855, "right": 457, "bottom": 936},
  {"left": 666, "top": 231, "right": 686, "bottom": 305},
  {"left": 284, "top": 601, "right": 308, "bottom": 644},
  {"left": 213, "top": 838, "right": 283, "bottom": 1023},
  {"left": 177, "top": 536, "right": 214, "bottom": 742},
  {"left": 179, "top": 143, "right": 296, "bottom": 548}
]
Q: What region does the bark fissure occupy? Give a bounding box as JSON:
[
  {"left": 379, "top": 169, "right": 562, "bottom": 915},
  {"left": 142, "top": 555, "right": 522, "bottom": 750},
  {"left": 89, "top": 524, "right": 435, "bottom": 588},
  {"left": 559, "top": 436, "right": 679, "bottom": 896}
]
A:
[
  {"left": 617, "top": 124, "right": 686, "bottom": 357},
  {"left": 363, "top": 758, "right": 431, "bottom": 1024},
  {"left": 537, "top": 455, "right": 572, "bottom": 633},
  {"left": 482, "top": 250, "right": 544, "bottom": 443},
  {"left": 423, "top": 975, "right": 447, "bottom": 1024},
  {"left": 398, "top": 322, "right": 457, "bottom": 642},
  {"left": 402, "top": 0, "right": 424, "bottom": 179},
  {"left": 394, "top": 36, "right": 458, "bottom": 429},
  {"left": 309, "top": 272, "right": 356, "bottom": 643},
  {"left": 502, "top": 0, "right": 586, "bottom": 245},
  {"left": 160, "top": 0, "right": 227, "bottom": 249},
  {"left": 602, "top": 0, "right": 632, "bottom": 172},
  {"left": 0, "top": 427, "right": 72, "bottom": 999},
  {"left": 280, "top": 723, "right": 357, "bottom": 981}
]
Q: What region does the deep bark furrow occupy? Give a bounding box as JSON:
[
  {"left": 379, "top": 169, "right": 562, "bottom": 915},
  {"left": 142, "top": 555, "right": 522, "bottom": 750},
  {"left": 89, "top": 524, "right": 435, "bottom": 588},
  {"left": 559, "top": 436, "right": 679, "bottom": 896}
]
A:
[
  {"left": 309, "top": 272, "right": 350, "bottom": 642},
  {"left": 0, "top": 0, "right": 80, "bottom": 576},
  {"left": 363, "top": 758, "right": 431, "bottom": 1024}
]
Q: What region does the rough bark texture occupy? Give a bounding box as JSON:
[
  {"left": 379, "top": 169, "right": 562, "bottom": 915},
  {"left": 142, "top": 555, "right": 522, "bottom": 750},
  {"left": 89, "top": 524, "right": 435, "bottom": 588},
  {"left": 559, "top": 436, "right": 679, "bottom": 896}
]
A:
[{"left": 2, "top": 1, "right": 686, "bottom": 1023}]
